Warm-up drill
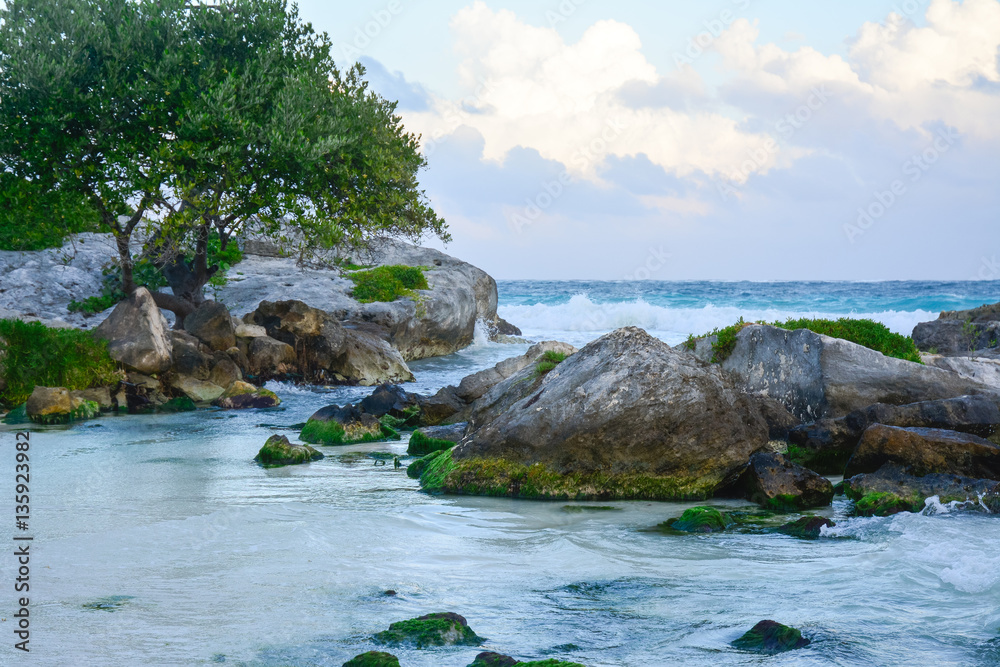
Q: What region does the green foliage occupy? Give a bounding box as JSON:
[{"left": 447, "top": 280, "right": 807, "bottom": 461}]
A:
[
  {"left": 0, "top": 319, "right": 122, "bottom": 407},
  {"left": 691, "top": 317, "right": 922, "bottom": 364},
  {"left": 534, "top": 350, "right": 568, "bottom": 377},
  {"left": 0, "top": 174, "right": 101, "bottom": 251},
  {"left": 407, "top": 430, "right": 456, "bottom": 457},
  {"left": 348, "top": 265, "right": 430, "bottom": 303},
  {"left": 206, "top": 232, "right": 244, "bottom": 287},
  {"left": 774, "top": 317, "right": 922, "bottom": 363}
]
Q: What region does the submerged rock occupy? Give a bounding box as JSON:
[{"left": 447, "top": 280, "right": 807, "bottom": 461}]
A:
[
  {"left": 731, "top": 620, "right": 810, "bottom": 654},
  {"left": 468, "top": 653, "right": 520, "bottom": 667},
  {"left": 373, "top": 612, "right": 483, "bottom": 648},
  {"left": 432, "top": 328, "right": 767, "bottom": 501},
  {"left": 735, "top": 452, "right": 835, "bottom": 510},
  {"left": 342, "top": 651, "right": 400, "bottom": 667},
  {"left": 254, "top": 434, "right": 323, "bottom": 467},
  {"left": 212, "top": 381, "right": 281, "bottom": 410},
  {"left": 777, "top": 516, "right": 835, "bottom": 539},
  {"left": 93, "top": 287, "right": 173, "bottom": 374},
  {"left": 661, "top": 507, "right": 735, "bottom": 533},
  {"left": 845, "top": 462, "right": 998, "bottom": 516},
  {"left": 844, "top": 425, "right": 1000, "bottom": 479}
]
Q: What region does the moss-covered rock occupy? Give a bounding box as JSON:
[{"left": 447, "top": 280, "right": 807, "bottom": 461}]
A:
[
  {"left": 300, "top": 403, "right": 401, "bottom": 446},
  {"left": 26, "top": 386, "right": 101, "bottom": 424},
  {"left": 415, "top": 449, "right": 717, "bottom": 501},
  {"left": 469, "top": 652, "right": 520, "bottom": 667},
  {"left": 2, "top": 402, "right": 29, "bottom": 424},
  {"left": 407, "top": 429, "right": 457, "bottom": 457},
  {"left": 158, "top": 396, "right": 197, "bottom": 413},
  {"left": 661, "top": 507, "right": 735, "bottom": 533},
  {"left": 519, "top": 661, "right": 587, "bottom": 667},
  {"left": 777, "top": 516, "right": 835, "bottom": 539},
  {"left": 731, "top": 620, "right": 810, "bottom": 654},
  {"left": 342, "top": 651, "right": 400, "bottom": 667},
  {"left": 212, "top": 380, "right": 280, "bottom": 409},
  {"left": 851, "top": 491, "right": 919, "bottom": 517},
  {"left": 254, "top": 434, "right": 324, "bottom": 467},
  {"left": 373, "top": 612, "right": 483, "bottom": 648}
]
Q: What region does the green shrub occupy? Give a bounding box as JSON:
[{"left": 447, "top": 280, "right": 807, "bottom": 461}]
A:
[
  {"left": 534, "top": 350, "right": 567, "bottom": 377},
  {"left": 691, "top": 317, "right": 922, "bottom": 364},
  {"left": 774, "top": 317, "right": 922, "bottom": 363},
  {"left": 0, "top": 319, "right": 122, "bottom": 407},
  {"left": 347, "top": 265, "right": 429, "bottom": 303}
]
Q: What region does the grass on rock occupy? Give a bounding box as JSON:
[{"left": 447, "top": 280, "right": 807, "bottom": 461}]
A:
[
  {"left": 347, "top": 265, "right": 429, "bottom": 303},
  {"left": 0, "top": 319, "right": 122, "bottom": 407},
  {"left": 692, "top": 317, "right": 922, "bottom": 364}
]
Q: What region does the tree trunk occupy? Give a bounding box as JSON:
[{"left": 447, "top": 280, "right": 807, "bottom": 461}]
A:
[{"left": 115, "top": 229, "right": 135, "bottom": 294}]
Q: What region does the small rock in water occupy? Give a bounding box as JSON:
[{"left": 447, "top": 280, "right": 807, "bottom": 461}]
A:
[
  {"left": 373, "top": 611, "right": 483, "bottom": 648},
  {"left": 661, "top": 507, "right": 735, "bottom": 533},
  {"left": 468, "top": 652, "right": 519, "bottom": 667},
  {"left": 254, "top": 434, "right": 323, "bottom": 467},
  {"left": 342, "top": 651, "right": 400, "bottom": 667},
  {"left": 383, "top": 589, "right": 397, "bottom": 596},
  {"left": 777, "top": 516, "right": 836, "bottom": 539},
  {"left": 731, "top": 620, "right": 810, "bottom": 654}
]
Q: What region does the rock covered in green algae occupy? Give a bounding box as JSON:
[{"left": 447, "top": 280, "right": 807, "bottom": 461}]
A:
[
  {"left": 342, "top": 651, "right": 400, "bottom": 667},
  {"left": 777, "top": 516, "right": 836, "bottom": 539},
  {"left": 468, "top": 655, "right": 586, "bottom": 667},
  {"left": 737, "top": 451, "right": 835, "bottom": 511},
  {"left": 407, "top": 427, "right": 460, "bottom": 457},
  {"left": 26, "top": 386, "right": 101, "bottom": 424},
  {"left": 2, "top": 402, "right": 29, "bottom": 424},
  {"left": 662, "top": 507, "right": 735, "bottom": 533},
  {"left": 158, "top": 396, "right": 197, "bottom": 413},
  {"left": 731, "top": 620, "right": 810, "bottom": 654},
  {"left": 373, "top": 612, "right": 483, "bottom": 648},
  {"left": 301, "top": 403, "right": 401, "bottom": 446},
  {"left": 845, "top": 462, "right": 999, "bottom": 516},
  {"left": 254, "top": 434, "right": 323, "bottom": 467}
]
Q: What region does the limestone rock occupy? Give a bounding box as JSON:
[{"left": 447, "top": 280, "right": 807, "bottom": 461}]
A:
[
  {"left": 93, "top": 287, "right": 172, "bottom": 374},
  {"left": 844, "top": 424, "right": 1000, "bottom": 479},
  {"left": 736, "top": 452, "right": 835, "bottom": 510},
  {"left": 212, "top": 381, "right": 280, "bottom": 409},
  {"left": 183, "top": 300, "right": 236, "bottom": 351}
]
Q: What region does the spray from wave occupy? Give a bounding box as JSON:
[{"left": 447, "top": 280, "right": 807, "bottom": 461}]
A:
[{"left": 499, "top": 294, "right": 936, "bottom": 346}]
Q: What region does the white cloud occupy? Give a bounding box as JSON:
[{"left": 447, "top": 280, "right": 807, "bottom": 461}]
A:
[{"left": 403, "top": 1, "right": 777, "bottom": 183}]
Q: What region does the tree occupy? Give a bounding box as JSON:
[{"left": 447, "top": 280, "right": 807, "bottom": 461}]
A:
[
  {"left": 0, "top": 0, "right": 448, "bottom": 326},
  {"left": 0, "top": 0, "right": 189, "bottom": 289}
]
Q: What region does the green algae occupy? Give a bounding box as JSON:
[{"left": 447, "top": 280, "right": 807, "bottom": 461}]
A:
[
  {"left": 407, "top": 430, "right": 456, "bottom": 457},
  {"left": 661, "top": 507, "right": 736, "bottom": 533},
  {"left": 851, "top": 491, "right": 919, "bottom": 517},
  {"left": 415, "top": 450, "right": 713, "bottom": 501},
  {"left": 254, "top": 435, "right": 323, "bottom": 467},
  {"left": 731, "top": 620, "right": 810, "bottom": 654},
  {"left": 777, "top": 516, "right": 835, "bottom": 539},
  {"left": 2, "top": 402, "right": 28, "bottom": 424},
  {"left": 158, "top": 396, "right": 197, "bottom": 413},
  {"left": 373, "top": 612, "right": 482, "bottom": 648},
  {"left": 30, "top": 398, "right": 100, "bottom": 425},
  {"left": 300, "top": 418, "right": 399, "bottom": 446},
  {"left": 342, "top": 651, "right": 400, "bottom": 667}
]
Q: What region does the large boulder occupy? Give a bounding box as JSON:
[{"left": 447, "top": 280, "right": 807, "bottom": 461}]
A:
[
  {"left": 300, "top": 404, "right": 399, "bottom": 446},
  {"left": 218, "top": 239, "right": 516, "bottom": 362},
  {"left": 169, "top": 376, "right": 225, "bottom": 403},
  {"left": 845, "top": 462, "right": 998, "bottom": 515},
  {"left": 425, "top": 327, "right": 768, "bottom": 500},
  {"left": 913, "top": 303, "right": 1000, "bottom": 356},
  {"left": 732, "top": 451, "right": 834, "bottom": 510},
  {"left": 183, "top": 300, "right": 236, "bottom": 351},
  {"left": 93, "top": 287, "right": 173, "bottom": 374},
  {"left": 247, "top": 336, "right": 298, "bottom": 379},
  {"left": 789, "top": 394, "right": 1000, "bottom": 474},
  {"left": 170, "top": 331, "right": 213, "bottom": 380},
  {"left": 923, "top": 354, "right": 1000, "bottom": 390},
  {"left": 844, "top": 425, "right": 1000, "bottom": 479},
  {"left": 245, "top": 300, "right": 413, "bottom": 385},
  {"left": 693, "top": 324, "right": 997, "bottom": 421}
]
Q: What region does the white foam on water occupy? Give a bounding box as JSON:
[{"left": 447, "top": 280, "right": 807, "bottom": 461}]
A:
[{"left": 499, "top": 293, "right": 937, "bottom": 345}]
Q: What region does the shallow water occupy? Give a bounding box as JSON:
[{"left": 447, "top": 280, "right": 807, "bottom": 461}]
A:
[{"left": 3, "top": 281, "right": 1000, "bottom": 666}]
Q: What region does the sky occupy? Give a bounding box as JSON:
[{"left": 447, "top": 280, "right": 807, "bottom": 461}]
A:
[{"left": 296, "top": 0, "right": 1000, "bottom": 281}]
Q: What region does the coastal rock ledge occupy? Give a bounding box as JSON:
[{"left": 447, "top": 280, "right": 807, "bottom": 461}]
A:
[{"left": 412, "top": 327, "right": 768, "bottom": 500}]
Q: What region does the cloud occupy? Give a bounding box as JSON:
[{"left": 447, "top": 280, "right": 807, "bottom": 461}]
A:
[{"left": 358, "top": 56, "right": 432, "bottom": 111}]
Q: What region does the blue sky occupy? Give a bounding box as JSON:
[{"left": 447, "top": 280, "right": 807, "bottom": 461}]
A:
[{"left": 297, "top": 0, "right": 1000, "bottom": 280}]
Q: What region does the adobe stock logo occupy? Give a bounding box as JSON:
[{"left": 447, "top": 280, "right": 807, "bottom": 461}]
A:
[{"left": 844, "top": 127, "right": 959, "bottom": 244}]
